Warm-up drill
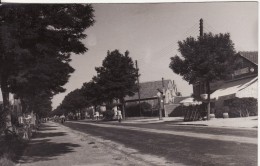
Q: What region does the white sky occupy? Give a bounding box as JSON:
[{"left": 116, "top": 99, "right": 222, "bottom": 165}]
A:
[
  {"left": 0, "top": 2, "right": 258, "bottom": 109},
  {"left": 52, "top": 2, "right": 258, "bottom": 109}
]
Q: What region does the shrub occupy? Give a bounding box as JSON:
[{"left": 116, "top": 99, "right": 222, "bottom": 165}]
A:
[
  {"left": 102, "top": 109, "right": 115, "bottom": 120},
  {"left": 0, "top": 104, "right": 7, "bottom": 133},
  {"left": 125, "top": 102, "right": 155, "bottom": 117},
  {"left": 225, "top": 97, "right": 258, "bottom": 117},
  {"left": 168, "top": 105, "right": 185, "bottom": 117},
  {"left": 0, "top": 135, "right": 27, "bottom": 166},
  {"left": 0, "top": 155, "right": 16, "bottom": 166},
  {"left": 169, "top": 104, "right": 207, "bottom": 119}
]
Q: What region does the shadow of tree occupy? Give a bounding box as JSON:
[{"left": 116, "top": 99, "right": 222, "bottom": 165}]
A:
[
  {"left": 64, "top": 122, "right": 257, "bottom": 166},
  {"left": 40, "top": 124, "right": 58, "bottom": 128},
  {"left": 35, "top": 132, "right": 67, "bottom": 138},
  {"left": 18, "top": 122, "right": 81, "bottom": 164},
  {"left": 19, "top": 138, "right": 80, "bottom": 163},
  {"left": 38, "top": 127, "right": 57, "bottom": 131}
]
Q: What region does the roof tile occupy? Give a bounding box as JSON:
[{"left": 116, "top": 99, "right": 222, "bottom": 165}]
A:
[
  {"left": 239, "top": 51, "right": 258, "bottom": 65},
  {"left": 125, "top": 80, "right": 171, "bottom": 100}
]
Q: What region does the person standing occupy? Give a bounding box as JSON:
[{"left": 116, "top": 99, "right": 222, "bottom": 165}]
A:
[
  {"left": 117, "top": 108, "right": 122, "bottom": 122},
  {"left": 60, "top": 114, "right": 65, "bottom": 123},
  {"left": 95, "top": 111, "right": 100, "bottom": 122}
]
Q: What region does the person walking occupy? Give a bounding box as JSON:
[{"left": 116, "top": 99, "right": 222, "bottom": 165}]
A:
[
  {"left": 95, "top": 111, "right": 100, "bottom": 122},
  {"left": 60, "top": 114, "right": 65, "bottom": 124},
  {"left": 117, "top": 108, "right": 122, "bottom": 123}
]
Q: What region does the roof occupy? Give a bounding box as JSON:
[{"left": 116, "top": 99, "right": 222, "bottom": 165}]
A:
[
  {"left": 173, "top": 96, "right": 190, "bottom": 104},
  {"left": 239, "top": 51, "right": 258, "bottom": 65},
  {"left": 179, "top": 97, "right": 202, "bottom": 106},
  {"left": 125, "top": 80, "right": 171, "bottom": 101},
  {"left": 211, "top": 76, "right": 257, "bottom": 100}
]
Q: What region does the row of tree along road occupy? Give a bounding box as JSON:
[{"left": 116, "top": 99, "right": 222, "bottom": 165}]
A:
[
  {"left": 0, "top": 4, "right": 242, "bottom": 130},
  {"left": 0, "top": 4, "right": 95, "bottom": 134},
  {"left": 51, "top": 50, "right": 139, "bottom": 120},
  {"left": 53, "top": 32, "right": 241, "bottom": 121}
]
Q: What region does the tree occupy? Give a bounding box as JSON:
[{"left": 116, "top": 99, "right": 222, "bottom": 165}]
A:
[
  {"left": 0, "top": 4, "right": 95, "bottom": 127},
  {"left": 95, "top": 50, "right": 138, "bottom": 102},
  {"left": 94, "top": 50, "right": 138, "bottom": 118},
  {"left": 226, "top": 97, "right": 257, "bottom": 117},
  {"left": 81, "top": 80, "right": 104, "bottom": 111},
  {"left": 30, "top": 93, "right": 52, "bottom": 119},
  {"left": 60, "top": 88, "right": 89, "bottom": 118},
  {"left": 169, "top": 33, "right": 236, "bottom": 120},
  {"left": 10, "top": 56, "right": 74, "bottom": 113}
]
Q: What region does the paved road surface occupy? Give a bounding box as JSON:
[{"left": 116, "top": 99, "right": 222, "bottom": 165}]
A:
[
  {"left": 64, "top": 120, "right": 257, "bottom": 166},
  {"left": 18, "top": 122, "right": 156, "bottom": 166}
]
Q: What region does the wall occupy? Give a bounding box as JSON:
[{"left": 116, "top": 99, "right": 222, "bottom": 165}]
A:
[{"left": 236, "top": 80, "right": 258, "bottom": 98}]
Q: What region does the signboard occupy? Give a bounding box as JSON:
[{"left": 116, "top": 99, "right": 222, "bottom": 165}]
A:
[{"left": 234, "top": 67, "right": 249, "bottom": 76}]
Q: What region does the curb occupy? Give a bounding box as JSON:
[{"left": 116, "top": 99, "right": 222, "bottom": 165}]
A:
[{"left": 166, "top": 123, "right": 258, "bottom": 130}]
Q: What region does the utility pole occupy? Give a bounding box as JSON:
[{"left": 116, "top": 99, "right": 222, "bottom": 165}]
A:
[
  {"left": 200, "top": 18, "right": 210, "bottom": 120},
  {"left": 158, "top": 95, "right": 162, "bottom": 120},
  {"left": 135, "top": 60, "right": 142, "bottom": 117},
  {"left": 200, "top": 18, "right": 203, "bottom": 37},
  {"left": 161, "top": 77, "right": 165, "bottom": 117}
]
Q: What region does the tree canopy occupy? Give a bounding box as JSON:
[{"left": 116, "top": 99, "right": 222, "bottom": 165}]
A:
[
  {"left": 81, "top": 80, "right": 104, "bottom": 107},
  {"left": 0, "top": 4, "right": 95, "bottom": 125},
  {"left": 170, "top": 33, "right": 236, "bottom": 85},
  {"left": 58, "top": 88, "right": 89, "bottom": 115},
  {"left": 94, "top": 50, "right": 138, "bottom": 102},
  {"left": 55, "top": 50, "right": 138, "bottom": 118},
  {"left": 169, "top": 32, "right": 236, "bottom": 120}
]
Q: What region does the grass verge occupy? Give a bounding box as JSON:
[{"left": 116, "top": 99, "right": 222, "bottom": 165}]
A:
[{"left": 0, "top": 135, "right": 28, "bottom": 166}]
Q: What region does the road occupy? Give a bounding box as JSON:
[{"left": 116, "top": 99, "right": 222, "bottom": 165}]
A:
[{"left": 63, "top": 120, "right": 257, "bottom": 166}]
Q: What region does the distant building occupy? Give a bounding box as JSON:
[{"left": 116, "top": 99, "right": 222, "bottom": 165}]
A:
[
  {"left": 0, "top": 88, "right": 22, "bottom": 116},
  {"left": 124, "top": 79, "right": 184, "bottom": 117},
  {"left": 125, "top": 79, "right": 179, "bottom": 103},
  {"left": 193, "top": 51, "right": 258, "bottom": 116}
]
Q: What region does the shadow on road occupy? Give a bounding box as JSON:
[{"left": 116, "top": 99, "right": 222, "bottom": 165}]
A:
[
  {"left": 40, "top": 124, "right": 58, "bottom": 128},
  {"left": 19, "top": 123, "right": 81, "bottom": 164},
  {"left": 35, "top": 132, "right": 67, "bottom": 138},
  {"left": 38, "top": 127, "right": 57, "bottom": 131},
  {"left": 20, "top": 138, "right": 80, "bottom": 163},
  {"left": 64, "top": 122, "right": 257, "bottom": 166}
]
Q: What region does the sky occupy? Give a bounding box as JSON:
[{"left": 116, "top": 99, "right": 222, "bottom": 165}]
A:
[
  {"left": 0, "top": 2, "right": 258, "bottom": 108},
  {"left": 25, "top": 2, "right": 260, "bottom": 109}
]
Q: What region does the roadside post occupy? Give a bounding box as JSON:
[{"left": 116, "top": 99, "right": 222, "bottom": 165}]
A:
[{"left": 157, "top": 92, "right": 163, "bottom": 120}]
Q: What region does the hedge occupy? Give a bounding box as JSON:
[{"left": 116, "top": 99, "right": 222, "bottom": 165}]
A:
[
  {"left": 125, "top": 102, "right": 158, "bottom": 117},
  {"left": 225, "top": 97, "right": 257, "bottom": 118},
  {"left": 169, "top": 104, "right": 207, "bottom": 118}
]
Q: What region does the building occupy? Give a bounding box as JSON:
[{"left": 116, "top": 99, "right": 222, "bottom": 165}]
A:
[
  {"left": 0, "top": 88, "right": 23, "bottom": 113},
  {"left": 124, "top": 79, "right": 182, "bottom": 117},
  {"left": 125, "top": 79, "right": 179, "bottom": 103},
  {"left": 193, "top": 51, "right": 258, "bottom": 116}
]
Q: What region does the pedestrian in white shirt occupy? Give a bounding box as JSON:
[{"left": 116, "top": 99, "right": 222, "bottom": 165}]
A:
[
  {"left": 117, "top": 108, "right": 122, "bottom": 122},
  {"left": 95, "top": 111, "right": 100, "bottom": 122}
]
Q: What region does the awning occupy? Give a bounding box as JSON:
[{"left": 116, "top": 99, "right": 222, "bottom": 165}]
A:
[
  {"left": 210, "top": 76, "right": 257, "bottom": 101},
  {"left": 179, "top": 97, "right": 202, "bottom": 106}
]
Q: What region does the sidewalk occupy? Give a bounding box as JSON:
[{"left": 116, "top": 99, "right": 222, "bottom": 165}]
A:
[
  {"left": 177, "top": 116, "right": 258, "bottom": 129},
  {"left": 104, "top": 116, "right": 258, "bottom": 129},
  {"left": 17, "top": 122, "right": 170, "bottom": 166}
]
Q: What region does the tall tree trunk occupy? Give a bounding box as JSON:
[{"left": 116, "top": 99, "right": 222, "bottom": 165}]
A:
[
  {"left": 206, "top": 81, "right": 211, "bottom": 120},
  {"left": 0, "top": 75, "right": 12, "bottom": 128},
  {"left": 20, "top": 99, "right": 28, "bottom": 114},
  {"left": 246, "top": 109, "right": 249, "bottom": 117}
]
